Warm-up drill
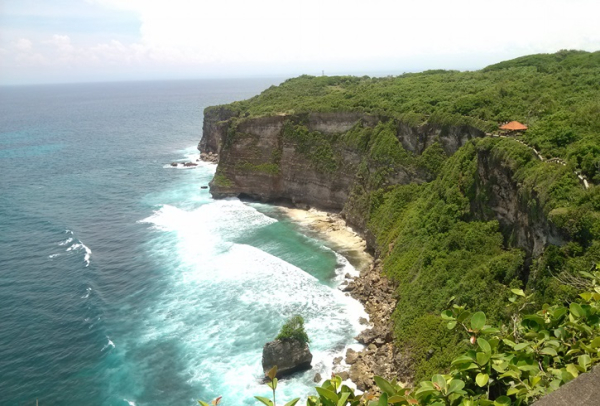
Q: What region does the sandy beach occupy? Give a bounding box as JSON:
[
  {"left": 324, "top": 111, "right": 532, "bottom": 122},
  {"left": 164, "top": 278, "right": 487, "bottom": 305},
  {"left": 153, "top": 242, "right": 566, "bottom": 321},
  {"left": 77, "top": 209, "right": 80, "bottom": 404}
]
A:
[{"left": 278, "top": 207, "right": 373, "bottom": 274}]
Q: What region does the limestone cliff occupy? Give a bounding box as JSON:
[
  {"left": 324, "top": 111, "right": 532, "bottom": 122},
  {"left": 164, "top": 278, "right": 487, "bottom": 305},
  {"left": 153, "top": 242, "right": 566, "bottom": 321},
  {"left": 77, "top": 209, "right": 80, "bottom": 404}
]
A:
[
  {"left": 200, "top": 109, "right": 485, "bottom": 216},
  {"left": 473, "top": 146, "right": 566, "bottom": 263}
]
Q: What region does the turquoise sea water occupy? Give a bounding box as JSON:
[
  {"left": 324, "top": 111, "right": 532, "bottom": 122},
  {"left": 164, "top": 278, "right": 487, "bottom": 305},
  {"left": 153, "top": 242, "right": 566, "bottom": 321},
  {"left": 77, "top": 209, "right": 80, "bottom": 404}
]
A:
[{"left": 0, "top": 80, "right": 366, "bottom": 405}]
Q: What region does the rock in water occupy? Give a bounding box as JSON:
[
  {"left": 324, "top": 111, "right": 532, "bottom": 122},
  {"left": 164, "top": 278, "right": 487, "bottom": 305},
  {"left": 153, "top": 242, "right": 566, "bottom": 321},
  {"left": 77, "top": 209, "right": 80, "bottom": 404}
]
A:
[{"left": 262, "top": 339, "right": 312, "bottom": 378}]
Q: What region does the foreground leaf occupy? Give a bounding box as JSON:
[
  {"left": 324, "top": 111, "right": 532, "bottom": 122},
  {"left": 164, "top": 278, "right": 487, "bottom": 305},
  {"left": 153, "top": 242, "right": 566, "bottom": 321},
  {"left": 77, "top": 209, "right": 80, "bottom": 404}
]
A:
[
  {"left": 316, "top": 387, "right": 339, "bottom": 403},
  {"left": 476, "top": 373, "right": 489, "bottom": 387},
  {"left": 471, "top": 312, "right": 486, "bottom": 331},
  {"left": 255, "top": 396, "right": 274, "bottom": 406},
  {"left": 374, "top": 376, "right": 397, "bottom": 396}
]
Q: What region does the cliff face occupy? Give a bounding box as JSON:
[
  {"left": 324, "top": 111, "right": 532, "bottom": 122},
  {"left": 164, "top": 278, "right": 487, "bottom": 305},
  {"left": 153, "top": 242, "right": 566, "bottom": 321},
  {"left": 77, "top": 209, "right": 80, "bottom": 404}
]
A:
[
  {"left": 200, "top": 111, "right": 485, "bottom": 212},
  {"left": 473, "top": 148, "right": 566, "bottom": 262},
  {"left": 210, "top": 113, "right": 363, "bottom": 210},
  {"left": 198, "top": 106, "right": 238, "bottom": 155}
]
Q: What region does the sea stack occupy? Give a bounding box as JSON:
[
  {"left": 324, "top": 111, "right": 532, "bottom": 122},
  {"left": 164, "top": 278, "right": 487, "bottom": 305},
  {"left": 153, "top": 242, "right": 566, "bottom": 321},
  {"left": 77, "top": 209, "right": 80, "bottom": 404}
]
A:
[{"left": 261, "top": 339, "right": 312, "bottom": 378}]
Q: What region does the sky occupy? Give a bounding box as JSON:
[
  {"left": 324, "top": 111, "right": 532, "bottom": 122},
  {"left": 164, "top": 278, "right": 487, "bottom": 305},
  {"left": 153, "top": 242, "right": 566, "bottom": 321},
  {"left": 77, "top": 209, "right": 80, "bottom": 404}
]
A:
[{"left": 1, "top": 0, "right": 599, "bottom": 85}]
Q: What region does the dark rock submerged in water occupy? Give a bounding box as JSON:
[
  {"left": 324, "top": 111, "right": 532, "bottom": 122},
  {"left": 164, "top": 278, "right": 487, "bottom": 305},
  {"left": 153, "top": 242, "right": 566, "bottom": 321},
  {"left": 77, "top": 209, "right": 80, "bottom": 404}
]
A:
[
  {"left": 262, "top": 339, "right": 312, "bottom": 378},
  {"left": 169, "top": 161, "right": 198, "bottom": 167}
]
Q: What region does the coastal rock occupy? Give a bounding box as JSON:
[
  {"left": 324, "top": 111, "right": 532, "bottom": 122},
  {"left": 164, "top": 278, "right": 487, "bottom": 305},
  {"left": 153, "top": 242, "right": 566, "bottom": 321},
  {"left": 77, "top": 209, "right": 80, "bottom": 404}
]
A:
[
  {"left": 262, "top": 339, "right": 312, "bottom": 378},
  {"left": 171, "top": 161, "right": 199, "bottom": 167},
  {"left": 341, "top": 282, "right": 355, "bottom": 292},
  {"left": 313, "top": 373, "right": 322, "bottom": 383},
  {"left": 199, "top": 93, "right": 579, "bottom": 395},
  {"left": 345, "top": 348, "right": 359, "bottom": 365},
  {"left": 343, "top": 260, "right": 413, "bottom": 390},
  {"left": 200, "top": 152, "right": 219, "bottom": 164},
  {"left": 349, "top": 362, "right": 374, "bottom": 392}
]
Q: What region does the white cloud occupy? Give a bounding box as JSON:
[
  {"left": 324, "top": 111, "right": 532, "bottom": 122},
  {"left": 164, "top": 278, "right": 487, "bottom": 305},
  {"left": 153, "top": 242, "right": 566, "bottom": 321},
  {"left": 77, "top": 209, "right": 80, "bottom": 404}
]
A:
[
  {"left": 14, "top": 38, "right": 33, "bottom": 52},
  {"left": 15, "top": 51, "right": 47, "bottom": 66},
  {"left": 2, "top": 0, "right": 600, "bottom": 83},
  {"left": 91, "top": 0, "right": 600, "bottom": 63}
]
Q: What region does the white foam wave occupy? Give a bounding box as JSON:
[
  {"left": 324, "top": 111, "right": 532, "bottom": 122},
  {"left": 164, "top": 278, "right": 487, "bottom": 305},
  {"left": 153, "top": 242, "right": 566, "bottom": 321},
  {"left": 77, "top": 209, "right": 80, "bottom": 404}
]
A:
[
  {"left": 163, "top": 145, "right": 215, "bottom": 169},
  {"left": 141, "top": 200, "right": 276, "bottom": 232},
  {"left": 333, "top": 251, "right": 360, "bottom": 281},
  {"left": 123, "top": 400, "right": 136, "bottom": 406},
  {"left": 81, "top": 287, "right": 92, "bottom": 299},
  {"left": 139, "top": 200, "right": 277, "bottom": 266},
  {"left": 57, "top": 231, "right": 92, "bottom": 266},
  {"left": 138, "top": 238, "right": 367, "bottom": 400},
  {"left": 59, "top": 237, "right": 73, "bottom": 246},
  {"left": 65, "top": 240, "right": 92, "bottom": 267},
  {"left": 101, "top": 337, "right": 115, "bottom": 352},
  {"left": 133, "top": 196, "right": 368, "bottom": 401},
  {"left": 81, "top": 243, "right": 91, "bottom": 267},
  {"left": 182, "top": 145, "right": 201, "bottom": 162}
]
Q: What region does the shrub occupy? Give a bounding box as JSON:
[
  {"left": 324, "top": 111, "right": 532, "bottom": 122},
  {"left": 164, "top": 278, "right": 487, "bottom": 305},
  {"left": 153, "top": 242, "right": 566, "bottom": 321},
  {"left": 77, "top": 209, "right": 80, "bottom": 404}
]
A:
[{"left": 276, "top": 315, "right": 310, "bottom": 344}]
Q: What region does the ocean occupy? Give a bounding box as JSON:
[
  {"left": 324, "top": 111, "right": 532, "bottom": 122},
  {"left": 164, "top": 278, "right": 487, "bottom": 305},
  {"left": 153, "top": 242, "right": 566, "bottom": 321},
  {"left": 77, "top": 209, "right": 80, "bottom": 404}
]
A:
[{"left": 0, "top": 79, "right": 366, "bottom": 405}]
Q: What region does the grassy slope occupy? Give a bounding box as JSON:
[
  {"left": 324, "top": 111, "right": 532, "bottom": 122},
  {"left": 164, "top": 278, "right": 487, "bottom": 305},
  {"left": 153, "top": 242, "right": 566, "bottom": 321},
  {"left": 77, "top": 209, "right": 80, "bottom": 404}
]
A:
[{"left": 211, "top": 50, "right": 600, "bottom": 380}]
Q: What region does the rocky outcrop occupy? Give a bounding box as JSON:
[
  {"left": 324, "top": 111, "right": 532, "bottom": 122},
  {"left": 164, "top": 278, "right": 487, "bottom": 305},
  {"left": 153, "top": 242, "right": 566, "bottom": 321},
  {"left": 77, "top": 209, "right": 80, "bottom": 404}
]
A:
[
  {"left": 206, "top": 114, "right": 364, "bottom": 210},
  {"left": 170, "top": 161, "right": 199, "bottom": 168},
  {"left": 262, "top": 339, "right": 313, "bottom": 378},
  {"left": 200, "top": 151, "right": 219, "bottom": 163},
  {"left": 332, "top": 259, "right": 408, "bottom": 392},
  {"left": 396, "top": 122, "right": 484, "bottom": 157}
]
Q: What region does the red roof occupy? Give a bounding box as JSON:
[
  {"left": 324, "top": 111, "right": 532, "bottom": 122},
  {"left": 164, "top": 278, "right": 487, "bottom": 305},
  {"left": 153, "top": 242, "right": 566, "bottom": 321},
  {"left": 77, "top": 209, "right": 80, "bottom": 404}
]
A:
[{"left": 500, "top": 121, "right": 528, "bottom": 131}]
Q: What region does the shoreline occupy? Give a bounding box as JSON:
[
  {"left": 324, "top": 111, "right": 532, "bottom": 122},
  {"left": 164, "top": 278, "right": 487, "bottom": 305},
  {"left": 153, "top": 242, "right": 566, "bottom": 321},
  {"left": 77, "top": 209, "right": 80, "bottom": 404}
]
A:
[
  {"left": 279, "top": 207, "right": 373, "bottom": 274},
  {"left": 276, "top": 206, "right": 403, "bottom": 392}
]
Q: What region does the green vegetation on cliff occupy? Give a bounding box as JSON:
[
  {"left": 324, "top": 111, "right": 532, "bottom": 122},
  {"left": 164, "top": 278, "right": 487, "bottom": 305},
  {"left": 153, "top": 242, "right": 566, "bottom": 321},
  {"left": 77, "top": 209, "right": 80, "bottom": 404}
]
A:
[
  {"left": 210, "top": 50, "right": 600, "bottom": 181},
  {"left": 366, "top": 136, "right": 600, "bottom": 380}
]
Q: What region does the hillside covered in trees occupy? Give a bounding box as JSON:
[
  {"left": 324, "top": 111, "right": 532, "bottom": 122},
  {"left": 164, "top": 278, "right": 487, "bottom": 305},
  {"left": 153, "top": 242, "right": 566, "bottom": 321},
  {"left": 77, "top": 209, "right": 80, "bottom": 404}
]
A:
[{"left": 218, "top": 50, "right": 600, "bottom": 182}]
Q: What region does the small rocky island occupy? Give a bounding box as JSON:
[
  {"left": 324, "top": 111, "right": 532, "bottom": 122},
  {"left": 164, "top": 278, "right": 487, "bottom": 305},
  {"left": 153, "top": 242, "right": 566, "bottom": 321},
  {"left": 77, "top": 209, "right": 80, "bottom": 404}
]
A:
[{"left": 261, "top": 315, "right": 312, "bottom": 378}]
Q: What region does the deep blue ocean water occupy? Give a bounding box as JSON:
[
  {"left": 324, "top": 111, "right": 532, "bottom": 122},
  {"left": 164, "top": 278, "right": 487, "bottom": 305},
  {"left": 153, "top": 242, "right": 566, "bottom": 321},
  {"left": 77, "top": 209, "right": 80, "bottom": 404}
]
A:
[{"left": 0, "top": 80, "right": 366, "bottom": 405}]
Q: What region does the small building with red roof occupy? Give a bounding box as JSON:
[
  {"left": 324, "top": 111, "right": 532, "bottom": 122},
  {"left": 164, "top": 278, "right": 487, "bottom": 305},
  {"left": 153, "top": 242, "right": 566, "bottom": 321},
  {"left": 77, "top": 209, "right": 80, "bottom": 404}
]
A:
[{"left": 499, "top": 121, "right": 528, "bottom": 132}]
